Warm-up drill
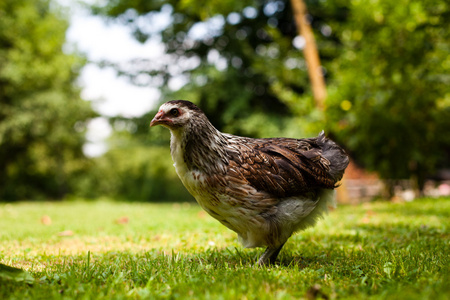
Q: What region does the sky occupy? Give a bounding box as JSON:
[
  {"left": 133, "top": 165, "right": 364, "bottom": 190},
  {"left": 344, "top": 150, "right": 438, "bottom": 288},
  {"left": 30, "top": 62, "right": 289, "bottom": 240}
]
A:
[{"left": 64, "top": 2, "right": 168, "bottom": 156}]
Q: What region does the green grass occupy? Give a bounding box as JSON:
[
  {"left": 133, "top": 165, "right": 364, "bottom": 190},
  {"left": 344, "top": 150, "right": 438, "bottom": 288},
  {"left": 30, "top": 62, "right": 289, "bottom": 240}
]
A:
[{"left": 0, "top": 198, "right": 449, "bottom": 299}]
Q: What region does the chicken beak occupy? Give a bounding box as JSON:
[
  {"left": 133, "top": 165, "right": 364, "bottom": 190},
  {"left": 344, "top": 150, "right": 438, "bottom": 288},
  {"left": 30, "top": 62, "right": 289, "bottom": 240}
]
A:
[{"left": 150, "top": 110, "right": 166, "bottom": 127}]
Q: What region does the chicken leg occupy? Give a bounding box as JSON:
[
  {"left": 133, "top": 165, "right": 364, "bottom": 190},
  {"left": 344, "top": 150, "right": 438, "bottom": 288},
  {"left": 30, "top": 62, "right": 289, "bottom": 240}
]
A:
[{"left": 258, "top": 243, "right": 285, "bottom": 266}]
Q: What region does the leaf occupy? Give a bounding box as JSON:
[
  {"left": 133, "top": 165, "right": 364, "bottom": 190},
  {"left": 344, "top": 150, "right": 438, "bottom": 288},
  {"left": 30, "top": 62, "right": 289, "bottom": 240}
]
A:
[
  {"left": 57, "top": 230, "right": 74, "bottom": 236},
  {"left": 115, "top": 216, "right": 129, "bottom": 224},
  {"left": 0, "top": 263, "right": 34, "bottom": 284},
  {"left": 41, "top": 215, "right": 52, "bottom": 225},
  {"left": 306, "top": 284, "right": 329, "bottom": 300},
  {"left": 383, "top": 262, "right": 394, "bottom": 279}
]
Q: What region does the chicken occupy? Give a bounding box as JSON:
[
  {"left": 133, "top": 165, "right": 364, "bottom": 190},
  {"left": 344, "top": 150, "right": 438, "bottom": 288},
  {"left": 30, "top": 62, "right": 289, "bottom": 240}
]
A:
[{"left": 150, "top": 100, "right": 349, "bottom": 265}]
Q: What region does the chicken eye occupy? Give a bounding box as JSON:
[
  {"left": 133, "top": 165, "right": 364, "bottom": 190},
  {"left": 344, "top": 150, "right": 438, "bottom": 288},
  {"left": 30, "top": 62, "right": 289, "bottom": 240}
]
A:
[{"left": 170, "top": 108, "right": 179, "bottom": 117}]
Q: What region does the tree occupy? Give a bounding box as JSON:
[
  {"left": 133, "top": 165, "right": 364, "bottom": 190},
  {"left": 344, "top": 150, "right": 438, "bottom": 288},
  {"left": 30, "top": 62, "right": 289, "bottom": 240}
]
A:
[
  {"left": 0, "top": 0, "right": 96, "bottom": 200},
  {"left": 326, "top": 0, "right": 450, "bottom": 194},
  {"left": 93, "top": 0, "right": 346, "bottom": 138}
]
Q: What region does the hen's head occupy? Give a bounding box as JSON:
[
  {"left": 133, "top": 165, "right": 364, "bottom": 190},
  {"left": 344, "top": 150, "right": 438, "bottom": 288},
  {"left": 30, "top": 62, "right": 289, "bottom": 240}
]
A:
[{"left": 150, "top": 100, "right": 203, "bottom": 129}]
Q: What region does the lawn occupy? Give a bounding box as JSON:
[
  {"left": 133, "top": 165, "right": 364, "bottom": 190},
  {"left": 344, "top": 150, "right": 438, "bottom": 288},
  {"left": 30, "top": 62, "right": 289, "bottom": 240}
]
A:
[{"left": 0, "top": 197, "right": 449, "bottom": 299}]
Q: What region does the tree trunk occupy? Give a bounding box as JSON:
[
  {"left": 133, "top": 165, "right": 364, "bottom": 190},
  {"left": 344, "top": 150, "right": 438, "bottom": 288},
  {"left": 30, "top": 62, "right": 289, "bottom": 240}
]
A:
[
  {"left": 290, "top": 0, "right": 327, "bottom": 109},
  {"left": 410, "top": 161, "right": 426, "bottom": 198}
]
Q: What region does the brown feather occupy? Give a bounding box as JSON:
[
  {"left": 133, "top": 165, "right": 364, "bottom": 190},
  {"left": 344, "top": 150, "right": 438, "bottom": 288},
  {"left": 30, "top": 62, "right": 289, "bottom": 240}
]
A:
[{"left": 223, "top": 137, "right": 337, "bottom": 199}]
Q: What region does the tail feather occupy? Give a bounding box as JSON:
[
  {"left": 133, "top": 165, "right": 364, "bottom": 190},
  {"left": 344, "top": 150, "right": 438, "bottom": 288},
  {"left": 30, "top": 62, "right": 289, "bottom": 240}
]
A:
[{"left": 317, "top": 131, "right": 349, "bottom": 182}]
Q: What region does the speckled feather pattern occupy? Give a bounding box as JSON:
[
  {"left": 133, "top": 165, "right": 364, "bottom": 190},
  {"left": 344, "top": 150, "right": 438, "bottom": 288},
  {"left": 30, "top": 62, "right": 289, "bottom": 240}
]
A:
[{"left": 156, "top": 100, "right": 349, "bottom": 251}]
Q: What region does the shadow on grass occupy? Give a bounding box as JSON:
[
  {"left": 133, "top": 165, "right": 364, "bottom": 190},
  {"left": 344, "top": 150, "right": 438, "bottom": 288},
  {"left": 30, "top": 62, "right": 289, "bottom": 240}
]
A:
[{"left": 3, "top": 230, "right": 447, "bottom": 300}]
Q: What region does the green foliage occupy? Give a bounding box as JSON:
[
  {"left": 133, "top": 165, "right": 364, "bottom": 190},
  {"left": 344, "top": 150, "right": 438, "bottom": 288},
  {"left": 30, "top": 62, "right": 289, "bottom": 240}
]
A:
[
  {"left": 93, "top": 0, "right": 348, "bottom": 137},
  {"left": 0, "top": 197, "right": 449, "bottom": 299},
  {"left": 0, "top": 0, "right": 96, "bottom": 200},
  {"left": 79, "top": 144, "right": 193, "bottom": 201},
  {"left": 325, "top": 0, "right": 450, "bottom": 190}
]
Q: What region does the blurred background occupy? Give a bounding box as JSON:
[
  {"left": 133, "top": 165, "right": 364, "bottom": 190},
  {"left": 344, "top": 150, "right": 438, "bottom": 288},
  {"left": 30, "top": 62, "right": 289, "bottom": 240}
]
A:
[{"left": 0, "top": 0, "right": 449, "bottom": 203}]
